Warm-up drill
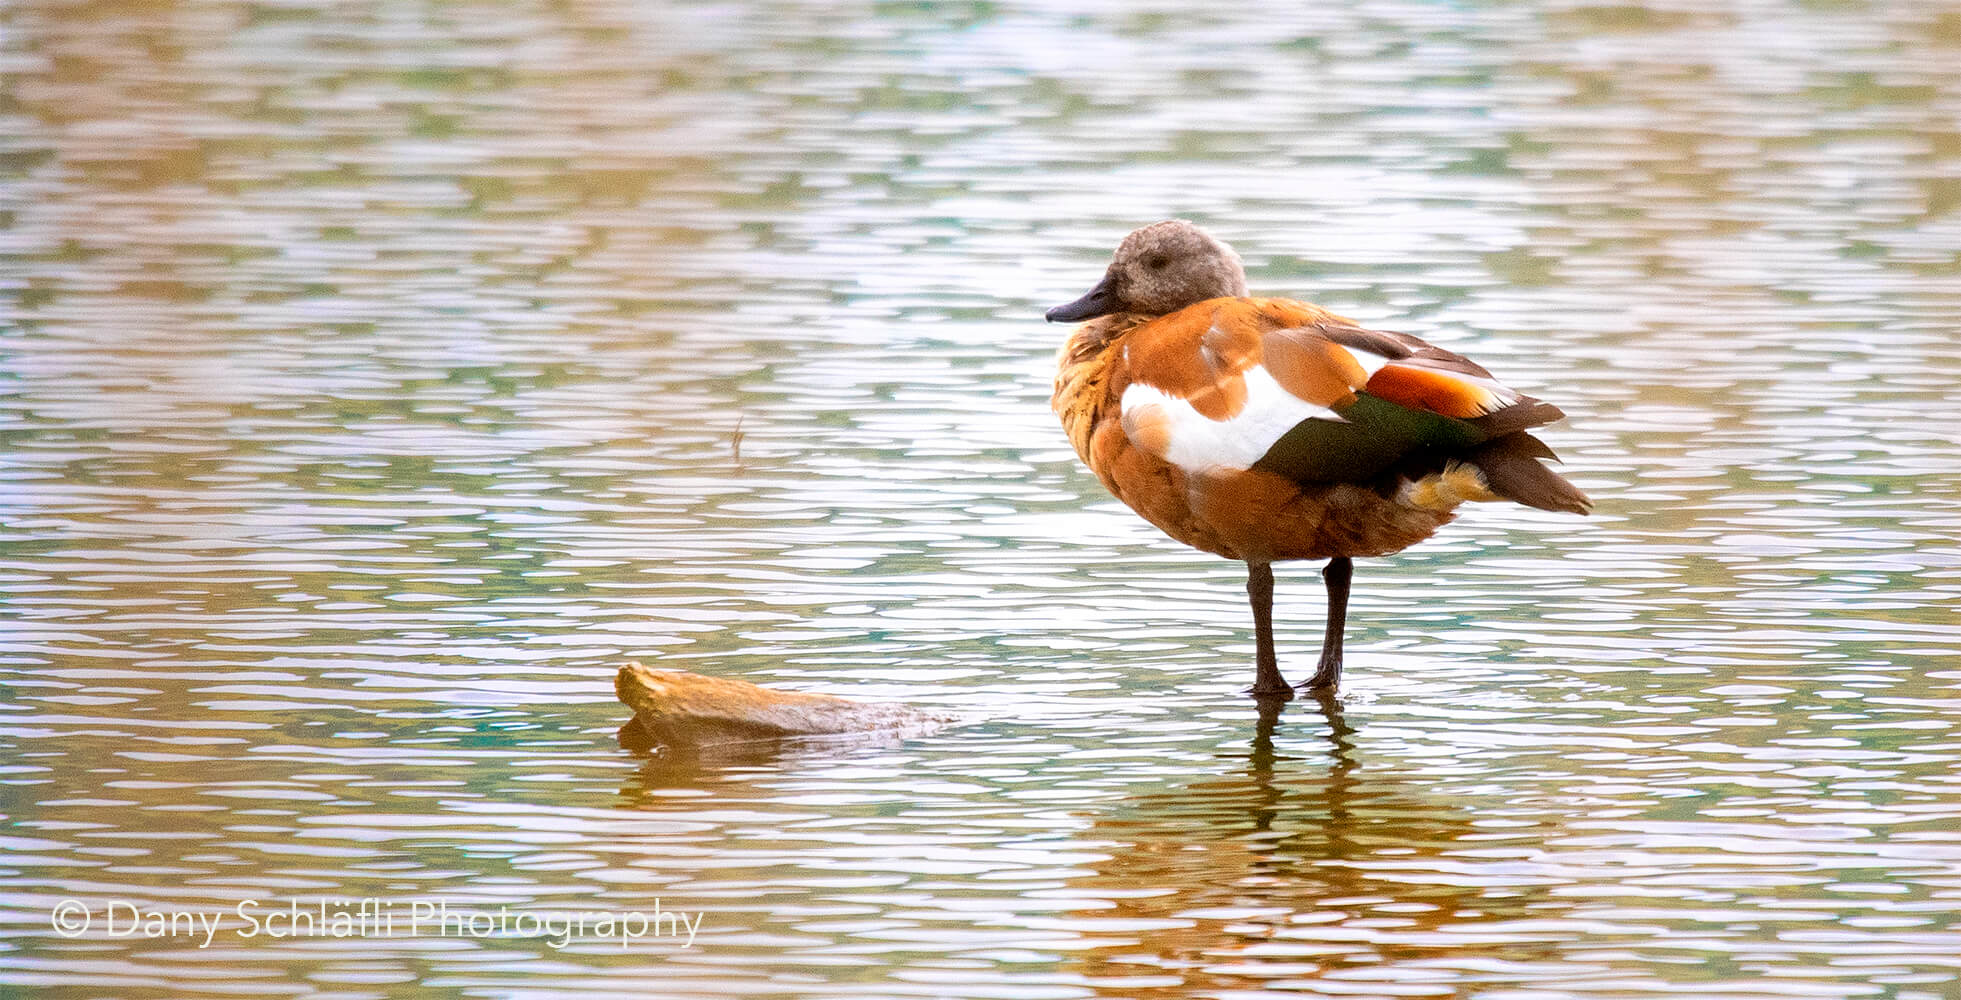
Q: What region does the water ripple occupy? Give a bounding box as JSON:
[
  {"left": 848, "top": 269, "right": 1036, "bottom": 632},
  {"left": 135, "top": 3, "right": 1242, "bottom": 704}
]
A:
[{"left": 5, "top": 0, "right": 1961, "bottom": 996}]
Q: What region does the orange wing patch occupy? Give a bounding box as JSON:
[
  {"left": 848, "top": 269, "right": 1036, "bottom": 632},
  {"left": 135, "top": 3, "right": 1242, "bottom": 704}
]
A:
[
  {"left": 1123, "top": 301, "right": 1265, "bottom": 420},
  {"left": 1183, "top": 370, "right": 1247, "bottom": 422},
  {"left": 1365, "top": 365, "right": 1504, "bottom": 418},
  {"left": 1262, "top": 328, "right": 1368, "bottom": 408}
]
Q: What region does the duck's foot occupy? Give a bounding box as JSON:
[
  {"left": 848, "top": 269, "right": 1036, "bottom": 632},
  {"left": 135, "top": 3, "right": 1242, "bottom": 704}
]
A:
[
  {"left": 1298, "top": 659, "right": 1341, "bottom": 693},
  {"left": 1247, "top": 680, "right": 1295, "bottom": 701},
  {"left": 1298, "top": 673, "right": 1340, "bottom": 696},
  {"left": 1298, "top": 661, "right": 1342, "bottom": 694},
  {"left": 1245, "top": 561, "right": 1294, "bottom": 701},
  {"left": 1297, "top": 557, "right": 1351, "bottom": 693}
]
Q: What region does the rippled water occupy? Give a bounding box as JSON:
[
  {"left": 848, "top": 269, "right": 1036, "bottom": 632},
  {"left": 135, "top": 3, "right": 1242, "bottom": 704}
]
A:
[{"left": 4, "top": 0, "right": 1960, "bottom": 996}]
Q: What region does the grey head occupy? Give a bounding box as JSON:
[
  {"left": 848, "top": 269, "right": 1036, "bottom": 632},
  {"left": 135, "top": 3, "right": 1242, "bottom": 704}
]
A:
[{"left": 1045, "top": 220, "right": 1250, "bottom": 323}]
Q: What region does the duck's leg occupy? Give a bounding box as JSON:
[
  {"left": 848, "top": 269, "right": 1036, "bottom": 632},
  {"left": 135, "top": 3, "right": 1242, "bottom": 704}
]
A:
[
  {"left": 1302, "top": 556, "right": 1352, "bottom": 692},
  {"left": 1247, "top": 561, "right": 1294, "bottom": 700}
]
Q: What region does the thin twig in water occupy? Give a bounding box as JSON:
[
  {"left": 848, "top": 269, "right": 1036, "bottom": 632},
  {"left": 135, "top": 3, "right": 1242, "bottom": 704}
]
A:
[{"left": 731, "top": 415, "right": 745, "bottom": 467}]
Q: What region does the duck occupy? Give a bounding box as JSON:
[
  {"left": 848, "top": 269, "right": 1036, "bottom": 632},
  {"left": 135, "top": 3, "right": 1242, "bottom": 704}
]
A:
[{"left": 1047, "top": 220, "right": 1589, "bottom": 699}]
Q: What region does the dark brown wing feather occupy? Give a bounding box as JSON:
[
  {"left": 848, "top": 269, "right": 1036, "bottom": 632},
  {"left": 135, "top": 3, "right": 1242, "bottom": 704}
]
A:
[{"left": 1315, "top": 321, "right": 1499, "bottom": 380}]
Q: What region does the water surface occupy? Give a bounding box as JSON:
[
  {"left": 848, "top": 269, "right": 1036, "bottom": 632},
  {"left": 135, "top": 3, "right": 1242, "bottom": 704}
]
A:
[{"left": 3, "top": 0, "right": 1960, "bottom": 996}]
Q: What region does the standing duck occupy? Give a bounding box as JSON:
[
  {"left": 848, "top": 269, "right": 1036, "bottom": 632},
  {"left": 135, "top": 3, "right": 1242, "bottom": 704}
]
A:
[{"left": 1048, "top": 221, "right": 1589, "bottom": 699}]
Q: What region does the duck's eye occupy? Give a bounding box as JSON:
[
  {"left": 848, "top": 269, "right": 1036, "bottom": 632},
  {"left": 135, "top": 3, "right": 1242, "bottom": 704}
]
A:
[{"left": 1146, "top": 256, "right": 1168, "bottom": 270}]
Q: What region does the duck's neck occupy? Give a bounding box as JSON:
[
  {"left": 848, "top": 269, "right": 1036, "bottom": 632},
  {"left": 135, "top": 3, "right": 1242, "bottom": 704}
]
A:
[
  {"left": 1057, "top": 313, "right": 1151, "bottom": 366},
  {"left": 1051, "top": 312, "right": 1154, "bottom": 464}
]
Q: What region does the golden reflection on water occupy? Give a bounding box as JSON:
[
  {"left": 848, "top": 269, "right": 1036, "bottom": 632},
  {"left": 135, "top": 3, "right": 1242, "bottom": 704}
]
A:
[
  {"left": 1055, "top": 701, "right": 1508, "bottom": 996},
  {"left": 4, "top": 0, "right": 1961, "bottom": 996}
]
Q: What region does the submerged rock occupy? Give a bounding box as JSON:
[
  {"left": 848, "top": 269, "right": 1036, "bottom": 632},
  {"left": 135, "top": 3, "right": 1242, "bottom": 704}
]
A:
[{"left": 614, "top": 662, "right": 957, "bottom": 752}]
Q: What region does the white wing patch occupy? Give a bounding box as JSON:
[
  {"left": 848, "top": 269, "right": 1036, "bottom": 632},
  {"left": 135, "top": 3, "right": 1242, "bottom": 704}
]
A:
[
  {"left": 1342, "top": 345, "right": 1395, "bottom": 379},
  {"left": 1122, "top": 366, "right": 1341, "bottom": 473}
]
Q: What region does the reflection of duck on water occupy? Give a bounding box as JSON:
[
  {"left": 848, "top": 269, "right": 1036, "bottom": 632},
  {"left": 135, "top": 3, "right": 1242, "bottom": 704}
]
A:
[{"left": 1060, "top": 697, "right": 1551, "bottom": 993}]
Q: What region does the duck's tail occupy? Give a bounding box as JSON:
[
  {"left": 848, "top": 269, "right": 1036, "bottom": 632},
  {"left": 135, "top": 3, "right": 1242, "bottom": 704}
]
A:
[{"left": 1465, "top": 432, "right": 1591, "bottom": 515}]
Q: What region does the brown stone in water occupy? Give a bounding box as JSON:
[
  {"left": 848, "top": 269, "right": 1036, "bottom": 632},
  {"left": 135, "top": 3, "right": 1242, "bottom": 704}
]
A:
[{"left": 614, "top": 662, "right": 956, "bottom": 751}]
